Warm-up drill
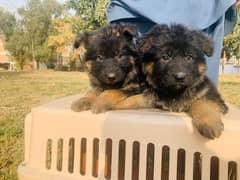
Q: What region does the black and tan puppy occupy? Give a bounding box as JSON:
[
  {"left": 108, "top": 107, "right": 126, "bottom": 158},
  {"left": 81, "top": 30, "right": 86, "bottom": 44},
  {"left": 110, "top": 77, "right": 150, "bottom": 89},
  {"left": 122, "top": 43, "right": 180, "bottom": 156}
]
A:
[
  {"left": 71, "top": 24, "right": 143, "bottom": 113},
  {"left": 109, "top": 24, "right": 228, "bottom": 139}
]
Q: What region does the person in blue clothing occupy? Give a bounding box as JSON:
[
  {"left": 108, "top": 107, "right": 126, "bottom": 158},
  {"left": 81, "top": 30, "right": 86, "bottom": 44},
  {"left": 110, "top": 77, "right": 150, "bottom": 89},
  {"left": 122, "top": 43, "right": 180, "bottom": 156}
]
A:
[{"left": 106, "top": 0, "right": 240, "bottom": 86}]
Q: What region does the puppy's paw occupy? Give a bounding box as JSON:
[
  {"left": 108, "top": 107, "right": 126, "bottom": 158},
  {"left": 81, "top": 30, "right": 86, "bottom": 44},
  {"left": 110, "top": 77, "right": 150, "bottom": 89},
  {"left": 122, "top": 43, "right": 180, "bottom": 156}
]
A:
[
  {"left": 193, "top": 115, "right": 224, "bottom": 139},
  {"left": 91, "top": 103, "right": 112, "bottom": 114},
  {"left": 71, "top": 97, "right": 92, "bottom": 112},
  {"left": 195, "top": 121, "right": 224, "bottom": 139}
]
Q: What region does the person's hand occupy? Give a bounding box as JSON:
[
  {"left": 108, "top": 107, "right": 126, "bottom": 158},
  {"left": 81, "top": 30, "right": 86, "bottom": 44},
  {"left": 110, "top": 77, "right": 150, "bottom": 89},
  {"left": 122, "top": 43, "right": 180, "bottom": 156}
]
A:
[{"left": 233, "top": 0, "right": 240, "bottom": 9}]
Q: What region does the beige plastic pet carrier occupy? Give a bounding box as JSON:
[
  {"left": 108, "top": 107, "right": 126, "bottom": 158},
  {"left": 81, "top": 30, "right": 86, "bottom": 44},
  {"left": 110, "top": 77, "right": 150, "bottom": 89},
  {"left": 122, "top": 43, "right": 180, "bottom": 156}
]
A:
[{"left": 18, "top": 94, "right": 240, "bottom": 180}]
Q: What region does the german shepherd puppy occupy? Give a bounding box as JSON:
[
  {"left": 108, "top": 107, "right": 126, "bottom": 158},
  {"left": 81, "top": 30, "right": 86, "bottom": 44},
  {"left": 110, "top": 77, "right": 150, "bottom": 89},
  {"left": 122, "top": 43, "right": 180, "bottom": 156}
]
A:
[
  {"left": 109, "top": 24, "right": 228, "bottom": 139},
  {"left": 71, "top": 24, "right": 143, "bottom": 113}
]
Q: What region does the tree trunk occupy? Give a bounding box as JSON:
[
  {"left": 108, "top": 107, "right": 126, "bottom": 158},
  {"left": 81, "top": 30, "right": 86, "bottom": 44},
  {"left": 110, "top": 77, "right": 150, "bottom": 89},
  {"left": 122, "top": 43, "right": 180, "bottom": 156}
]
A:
[{"left": 31, "top": 38, "right": 38, "bottom": 70}]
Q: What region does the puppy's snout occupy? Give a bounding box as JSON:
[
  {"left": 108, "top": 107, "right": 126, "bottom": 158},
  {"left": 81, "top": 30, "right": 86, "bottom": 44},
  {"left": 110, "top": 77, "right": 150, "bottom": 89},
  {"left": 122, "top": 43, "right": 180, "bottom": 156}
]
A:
[
  {"left": 107, "top": 73, "right": 116, "bottom": 81},
  {"left": 174, "top": 72, "right": 186, "bottom": 81}
]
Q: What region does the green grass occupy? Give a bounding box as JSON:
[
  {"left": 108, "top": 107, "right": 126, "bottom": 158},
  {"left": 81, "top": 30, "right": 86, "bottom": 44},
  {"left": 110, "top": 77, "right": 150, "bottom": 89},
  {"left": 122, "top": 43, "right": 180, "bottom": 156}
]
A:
[
  {"left": 0, "top": 71, "right": 239, "bottom": 179},
  {"left": 0, "top": 70, "right": 88, "bottom": 180},
  {"left": 219, "top": 74, "right": 240, "bottom": 108}
]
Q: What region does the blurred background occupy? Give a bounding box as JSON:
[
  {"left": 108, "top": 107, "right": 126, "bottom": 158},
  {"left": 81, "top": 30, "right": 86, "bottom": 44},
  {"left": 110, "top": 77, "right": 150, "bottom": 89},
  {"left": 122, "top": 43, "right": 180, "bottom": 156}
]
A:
[
  {"left": 0, "top": 0, "right": 239, "bottom": 74},
  {"left": 0, "top": 0, "right": 108, "bottom": 72},
  {"left": 0, "top": 1, "right": 239, "bottom": 180}
]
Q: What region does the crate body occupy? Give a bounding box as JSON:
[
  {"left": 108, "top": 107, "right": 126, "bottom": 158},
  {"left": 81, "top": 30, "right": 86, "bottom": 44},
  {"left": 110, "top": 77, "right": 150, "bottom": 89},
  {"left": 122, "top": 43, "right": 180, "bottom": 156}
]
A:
[{"left": 18, "top": 94, "right": 240, "bottom": 180}]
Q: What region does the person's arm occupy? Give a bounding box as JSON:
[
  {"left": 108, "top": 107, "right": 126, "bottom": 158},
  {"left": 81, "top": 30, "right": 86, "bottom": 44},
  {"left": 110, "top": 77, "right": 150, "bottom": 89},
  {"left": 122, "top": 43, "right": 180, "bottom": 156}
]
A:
[{"left": 233, "top": 0, "right": 240, "bottom": 8}]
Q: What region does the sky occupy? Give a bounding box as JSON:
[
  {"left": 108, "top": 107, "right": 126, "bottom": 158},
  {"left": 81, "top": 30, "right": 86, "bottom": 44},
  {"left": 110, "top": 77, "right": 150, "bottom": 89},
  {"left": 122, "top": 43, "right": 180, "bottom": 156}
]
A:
[{"left": 0, "top": 0, "right": 66, "bottom": 13}]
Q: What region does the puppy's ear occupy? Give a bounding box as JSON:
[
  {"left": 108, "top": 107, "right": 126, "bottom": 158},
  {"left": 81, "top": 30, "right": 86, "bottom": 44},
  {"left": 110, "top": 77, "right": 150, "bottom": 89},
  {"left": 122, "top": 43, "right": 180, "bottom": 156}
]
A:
[
  {"left": 73, "top": 32, "right": 89, "bottom": 49},
  {"left": 138, "top": 24, "right": 170, "bottom": 53},
  {"left": 122, "top": 24, "right": 138, "bottom": 42},
  {"left": 188, "top": 31, "right": 214, "bottom": 57}
]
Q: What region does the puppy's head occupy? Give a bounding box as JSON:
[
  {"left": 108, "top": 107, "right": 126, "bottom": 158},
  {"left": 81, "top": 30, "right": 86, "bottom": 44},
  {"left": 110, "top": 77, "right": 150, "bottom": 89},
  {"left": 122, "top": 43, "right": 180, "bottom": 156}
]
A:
[
  {"left": 139, "top": 24, "right": 214, "bottom": 92},
  {"left": 74, "top": 24, "right": 138, "bottom": 88}
]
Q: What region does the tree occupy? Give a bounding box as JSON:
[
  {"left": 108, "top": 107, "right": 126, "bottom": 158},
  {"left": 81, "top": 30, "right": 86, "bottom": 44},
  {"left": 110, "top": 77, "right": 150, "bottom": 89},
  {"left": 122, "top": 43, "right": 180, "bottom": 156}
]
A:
[
  {"left": 48, "top": 17, "right": 76, "bottom": 59},
  {"left": 0, "top": 7, "right": 16, "bottom": 40},
  {"left": 17, "top": 0, "right": 63, "bottom": 69},
  {"left": 65, "top": 0, "right": 108, "bottom": 33},
  {"left": 5, "top": 28, "right": 29, "bottom": 70},
  {"left": 223, "top": 11, "right": 240, "bottom": 61}
]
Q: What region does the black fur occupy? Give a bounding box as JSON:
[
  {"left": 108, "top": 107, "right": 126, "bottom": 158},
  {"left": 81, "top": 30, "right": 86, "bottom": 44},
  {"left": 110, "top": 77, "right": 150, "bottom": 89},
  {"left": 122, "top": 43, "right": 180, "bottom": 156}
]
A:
[
  {"left": 75, "top": 24, "right": 142, "bottom": 92},
  {"left": 72, "top": 24, "right": 143, "bottom": 112},
  {"left": 138, "top": 24, "right": 228, "bottom": 139}
]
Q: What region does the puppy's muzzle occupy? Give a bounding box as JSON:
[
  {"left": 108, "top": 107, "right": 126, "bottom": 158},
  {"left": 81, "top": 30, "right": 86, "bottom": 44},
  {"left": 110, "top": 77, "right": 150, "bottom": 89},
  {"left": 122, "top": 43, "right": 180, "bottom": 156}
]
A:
[
  {"left": 107, "top": 73, "right": 116, "bottom": 82},
  {"left": 174, "top": 72, "right": 186, "bottom": 82}
]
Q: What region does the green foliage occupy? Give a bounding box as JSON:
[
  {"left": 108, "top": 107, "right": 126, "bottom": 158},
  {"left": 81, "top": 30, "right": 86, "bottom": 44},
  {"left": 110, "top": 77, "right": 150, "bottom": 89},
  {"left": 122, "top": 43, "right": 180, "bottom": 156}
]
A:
[
  {"left": 5, "top": 28, "right": 29, "bottom": 70},
  {"left": 1, "top": 0, "right": 109, "bottom": 69},
  {"left": 223, "top": 11, "right": 240, "bottom": 60},
  {"left": 35, "top": 42, "right": 53, "bottom": 63},
  {"left": 48, "top": 17, "right": 76, "bottom": 54},
  {"left": 17, "top": 0, "right": 63, "bottom": 68},
  {"left": 65, "top": 0, "right": 108, "bottom": 33},
  {"left": 0, "top": 7, "right": 16, "bottom": 40},
  {"left": 4, "top": 0, "right": 63, "bottom": 69}
]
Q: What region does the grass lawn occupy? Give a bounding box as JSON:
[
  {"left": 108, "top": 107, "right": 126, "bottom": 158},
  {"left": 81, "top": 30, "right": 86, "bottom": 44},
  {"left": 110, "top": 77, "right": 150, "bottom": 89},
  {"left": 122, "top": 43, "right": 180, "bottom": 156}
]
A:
[
  {"left": 0, "top": 70, "right": 239, "bottom": 179},
  {"left": 0, "top": 70, "right": 88, "bottom": 180},
  {"left": 219, "top": 74, "right": 240, "bottom": 108}
]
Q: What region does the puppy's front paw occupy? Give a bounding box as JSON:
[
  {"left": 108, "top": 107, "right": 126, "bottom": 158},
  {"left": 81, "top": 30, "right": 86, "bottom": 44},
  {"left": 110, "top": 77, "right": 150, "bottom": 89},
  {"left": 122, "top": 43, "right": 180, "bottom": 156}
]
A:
[
  {"left": 91, "top": 103, "right": 112, "bottom": 114},
  {"left": 193, "top": 115, "right": 224, "bottom": 139},
  {"left": 71, "top": 97, "right": 92, "bottom": 112}
]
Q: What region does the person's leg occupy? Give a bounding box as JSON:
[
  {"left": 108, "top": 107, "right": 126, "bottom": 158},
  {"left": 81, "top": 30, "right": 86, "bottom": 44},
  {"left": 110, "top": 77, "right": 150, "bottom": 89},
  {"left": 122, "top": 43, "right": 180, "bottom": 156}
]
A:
[
  {"left": 203, "top": 16, "right": 225, "bottom": 86},
  {"left": 107, "top": 0, "right": 156, "bottom": 34}
]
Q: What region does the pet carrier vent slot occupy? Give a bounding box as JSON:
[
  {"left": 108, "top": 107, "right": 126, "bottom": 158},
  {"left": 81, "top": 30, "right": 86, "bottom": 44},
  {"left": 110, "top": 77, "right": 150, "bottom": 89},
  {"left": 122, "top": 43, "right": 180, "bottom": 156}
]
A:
[
  {"left": 57, "top": 139, "right": 63, "bottom": 171},
  {"left": 210, "top": 156, "right": 219, "bottom": 180},
  {"left": 177, "top": 149, "right": 186, "bottom": 180},
  {"left": 193, "top": 152, "right": 202, "bottom": 180},
  {"left": 44, "top": 138, "right": 239, "bottom": 180},
  {"left": 92, "top": 138, "right": 99, "bottom": 177},
  {"left": 68, "top": 138, "right": 75, "bottom": 173},
  {"left": 132, "top": 141, "right": 140, "bottom": 180},
  {"left": 146, "top": 143, "right": 155, "bottom": 180},
  {"left": 228, "top": 161, "right": 237, "bottom": 180},
  {"left": 80, "top": 138, "right": 87, "bottom": 175},
  {"left": 46, "top": 139, "right": 52, "bottom": 170},
  {"left": 161, "top": 145, "right": 170, "bottom": 180},
  {"left": 105, "top": 138, "right": 112, "bottom": 179},
  {"left": 118, "top": 139, "right": 126, "bottom": 180}
]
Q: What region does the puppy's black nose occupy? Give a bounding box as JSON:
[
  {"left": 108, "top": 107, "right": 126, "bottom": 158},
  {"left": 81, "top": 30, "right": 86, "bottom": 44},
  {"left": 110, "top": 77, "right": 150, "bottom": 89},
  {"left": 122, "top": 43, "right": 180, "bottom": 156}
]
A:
[
  {"left": 107, "top": 73, "right": 116, "bottom": 81},
  {"left": 174, "top": 72, "right": 186, "bottom": 81}
]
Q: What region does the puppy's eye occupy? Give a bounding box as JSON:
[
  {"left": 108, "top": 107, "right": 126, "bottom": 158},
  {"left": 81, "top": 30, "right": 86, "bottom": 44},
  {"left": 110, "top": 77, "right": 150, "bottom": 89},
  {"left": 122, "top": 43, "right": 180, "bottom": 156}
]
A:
[
  {"left": 96, "top": 55, "right": 103, "bottom": 62},
  {"left": 185, "top": 53, "right": 193, "bottom": 61},
  {"left": 161, "top": 54, "right": 170, "bottom": 61},
  {"left": 161, "top": 50, "right": 172, "bottom": 61},
  {"left": 185, "top": 55, "right": 192, "bottom": 61}
]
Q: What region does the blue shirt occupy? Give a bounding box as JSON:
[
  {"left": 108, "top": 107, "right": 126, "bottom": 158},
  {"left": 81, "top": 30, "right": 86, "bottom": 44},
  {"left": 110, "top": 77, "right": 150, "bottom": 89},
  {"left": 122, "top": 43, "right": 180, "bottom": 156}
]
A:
[
  {"left": 107, "top": 0, "right": 237, "bottom": 34},
  {"left": 106, "top": 0, "right": 238, "bottom": 86}
]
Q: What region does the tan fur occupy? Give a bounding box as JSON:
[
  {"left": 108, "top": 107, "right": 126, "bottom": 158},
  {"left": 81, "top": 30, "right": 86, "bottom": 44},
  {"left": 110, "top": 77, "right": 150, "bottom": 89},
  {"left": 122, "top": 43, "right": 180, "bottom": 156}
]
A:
[
  {"left": 71, "top": 89, "right": 101, "bottom": 112},
  {"left": 145, "top": 62, "right": 154, "bottom": 74},
  {"left": 129, "top": 56, "right": 135, "bottom": 65},
  {"left": 188, "top": 100, "right": 224, "bottom": 139},
  {"left": 91, "top": 90, "right": 128, "bottom": 113},
  {"left": 85, "top": 61, "right": 92, "bottom": 72},
  {"left": 113, "top": 94, "right": 154, "bottom": 110},
  {"left": 198, "top": 63, "right": 207, "bottom": 74},
  {"left": 79, "top": 43, "right": 87, "bottom": 60}
]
